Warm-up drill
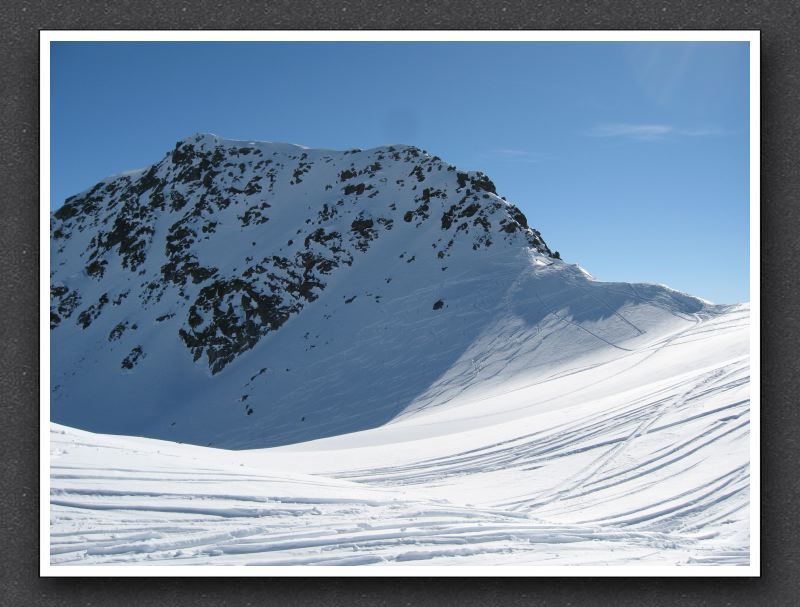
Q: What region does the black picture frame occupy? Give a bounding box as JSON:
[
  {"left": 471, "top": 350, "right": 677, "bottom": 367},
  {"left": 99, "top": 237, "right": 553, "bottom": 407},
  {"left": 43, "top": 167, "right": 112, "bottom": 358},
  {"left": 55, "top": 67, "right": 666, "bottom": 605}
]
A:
[{"left": 4, "top": 1, "right": 797, "bottom": 605}]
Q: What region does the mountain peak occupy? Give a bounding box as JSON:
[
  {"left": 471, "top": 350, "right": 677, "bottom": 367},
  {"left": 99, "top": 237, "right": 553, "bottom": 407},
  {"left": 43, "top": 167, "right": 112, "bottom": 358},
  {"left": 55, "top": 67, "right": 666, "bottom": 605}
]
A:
[
  {"left": 173, "top": 132, "right": 314, "bottom": 156},
  {"left": 56, "top": 134, "right": 717, "bottom": 449}
]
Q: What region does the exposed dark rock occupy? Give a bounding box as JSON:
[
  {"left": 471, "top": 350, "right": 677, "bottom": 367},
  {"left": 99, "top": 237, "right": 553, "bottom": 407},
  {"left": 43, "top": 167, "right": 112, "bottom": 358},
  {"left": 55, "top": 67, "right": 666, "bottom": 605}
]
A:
[
  {"left": 51, "top": 136, "right": 555, "bottom": 381},
  {"left": 121, "top": 345, "right": 145, "bottom": 370}
]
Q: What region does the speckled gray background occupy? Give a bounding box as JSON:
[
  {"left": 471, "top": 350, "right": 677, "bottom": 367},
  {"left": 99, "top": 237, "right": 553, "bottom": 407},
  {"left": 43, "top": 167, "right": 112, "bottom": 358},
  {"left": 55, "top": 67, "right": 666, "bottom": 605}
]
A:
[{"left": 2, "top": 1, "right": 797, "bottom": 605}]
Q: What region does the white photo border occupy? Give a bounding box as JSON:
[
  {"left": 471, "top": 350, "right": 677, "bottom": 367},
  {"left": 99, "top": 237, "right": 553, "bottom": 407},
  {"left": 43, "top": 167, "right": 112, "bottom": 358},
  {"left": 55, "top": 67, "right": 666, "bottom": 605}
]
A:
[{"left": 40, "top": 29, "right": 760, "bottom": 577}]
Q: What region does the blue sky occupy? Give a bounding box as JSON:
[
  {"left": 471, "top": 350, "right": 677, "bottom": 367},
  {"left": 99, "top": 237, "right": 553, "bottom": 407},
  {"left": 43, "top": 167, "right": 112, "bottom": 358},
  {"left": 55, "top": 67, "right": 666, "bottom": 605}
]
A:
[{"left": 51, "top": 41, "right": 750, "bottom": 303}]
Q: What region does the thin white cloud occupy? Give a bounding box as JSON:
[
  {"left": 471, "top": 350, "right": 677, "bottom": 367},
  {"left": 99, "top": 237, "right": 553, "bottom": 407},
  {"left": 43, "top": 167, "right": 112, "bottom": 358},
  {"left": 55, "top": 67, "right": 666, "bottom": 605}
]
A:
[
  {"left": 586, "top": 124, "right": 726, "bottom": 141},
  {"left": 587, "top": 124, "right": 673, "bottom": 140},
  {"left": 678, "top": 127, "right": 727, "bottom": 137}
]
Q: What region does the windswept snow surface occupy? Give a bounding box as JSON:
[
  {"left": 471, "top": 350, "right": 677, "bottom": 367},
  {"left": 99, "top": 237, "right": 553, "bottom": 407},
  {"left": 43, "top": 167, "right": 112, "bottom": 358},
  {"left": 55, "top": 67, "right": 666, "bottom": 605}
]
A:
[
  {"left": 49, "top": 135, "right": 750, "bottom": 567},
  {"left": 50, "top": 303, "right": 749, "bottom": 567}
]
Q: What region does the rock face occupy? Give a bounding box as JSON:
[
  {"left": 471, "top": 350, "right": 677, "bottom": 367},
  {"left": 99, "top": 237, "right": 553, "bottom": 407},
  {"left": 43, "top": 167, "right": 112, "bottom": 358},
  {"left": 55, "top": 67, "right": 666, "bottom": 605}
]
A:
[{"left": 50, "top": 134, "right": 708, "bottom": 449}]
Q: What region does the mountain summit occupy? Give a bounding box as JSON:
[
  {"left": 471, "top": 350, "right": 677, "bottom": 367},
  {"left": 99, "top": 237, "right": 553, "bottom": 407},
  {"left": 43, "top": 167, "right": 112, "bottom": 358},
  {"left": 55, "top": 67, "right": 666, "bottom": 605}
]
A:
[{"left": 51, "top": 134, "right": 713, "bottom": 448}]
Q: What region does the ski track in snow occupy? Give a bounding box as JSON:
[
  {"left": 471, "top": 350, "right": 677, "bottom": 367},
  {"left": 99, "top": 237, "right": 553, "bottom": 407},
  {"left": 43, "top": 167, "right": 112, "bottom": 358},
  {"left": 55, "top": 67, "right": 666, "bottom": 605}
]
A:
[
  {"left": 50, "top": 306, "right": 750, "bottom": 567},
  {"left": 48, "top": 136, "right": 750, "bottom": 567}
]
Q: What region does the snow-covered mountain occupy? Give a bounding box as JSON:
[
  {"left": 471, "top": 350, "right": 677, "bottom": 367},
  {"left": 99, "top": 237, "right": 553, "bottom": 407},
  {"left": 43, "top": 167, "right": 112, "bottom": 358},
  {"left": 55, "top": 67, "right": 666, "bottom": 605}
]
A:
[
  {"left": 48, "top": 134, "right": 750, "bottom": 567},
  {"left": 52, "top": 134, "right": 732, "bottom": 449}
]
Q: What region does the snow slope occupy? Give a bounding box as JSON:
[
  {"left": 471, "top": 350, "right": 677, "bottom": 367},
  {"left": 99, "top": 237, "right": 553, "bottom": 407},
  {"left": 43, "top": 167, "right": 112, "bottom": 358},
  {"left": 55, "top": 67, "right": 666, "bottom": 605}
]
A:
[
  {"left": 49, "top": 134, "right": 750, "bottom": 567},
  {"left": 51, "top": 134, "right": 560, "bottom": 448},
  {"left": 50, "top": 304, "right": 749, "bottom": 566}
]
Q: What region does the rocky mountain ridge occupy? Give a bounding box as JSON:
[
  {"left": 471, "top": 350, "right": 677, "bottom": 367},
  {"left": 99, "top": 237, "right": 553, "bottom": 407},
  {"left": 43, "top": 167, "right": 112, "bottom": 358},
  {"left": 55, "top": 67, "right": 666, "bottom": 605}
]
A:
[
  {"left": 50, "top": 134, "right": 709, "bottom": 449},
  {"left": 52, "top": 134, "right": 554, "bottom": 375}
]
